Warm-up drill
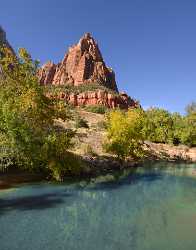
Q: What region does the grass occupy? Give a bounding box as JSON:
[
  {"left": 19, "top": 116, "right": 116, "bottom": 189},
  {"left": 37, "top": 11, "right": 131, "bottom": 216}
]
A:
[
  {"left": 84, "top": 105, "right": 108, "bottom": 114},
  {"left": 43, "top": 83, "right": 119, "bottom": 96}
]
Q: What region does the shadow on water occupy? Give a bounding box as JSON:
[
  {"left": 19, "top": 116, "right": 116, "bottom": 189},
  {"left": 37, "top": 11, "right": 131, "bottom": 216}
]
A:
[
  {"left": 85, "top": 168, "right": 163, "bottom": 191},
  {"left": 0, "top": 191, "right": 74, "bottom": 216}
]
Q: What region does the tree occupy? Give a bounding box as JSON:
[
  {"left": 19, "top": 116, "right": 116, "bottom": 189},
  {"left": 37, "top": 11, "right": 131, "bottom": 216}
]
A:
[
  {"left": 142, "top": 105, "right": 196, "bottom": 147},
  {"left": 104, "top": 109, "right": 145, "bottom": 160},
  {"left": 170, "top": 112, "right": 184, "bottom": 145},
  {"left": 142, "top": 108, "right": 173, "bottom": 143},
  {"left": 181, "top": 104, "right": 196, "bottom": 146},
  {"left": 0, "top": 47, "right": 78, "bottom": 178}
]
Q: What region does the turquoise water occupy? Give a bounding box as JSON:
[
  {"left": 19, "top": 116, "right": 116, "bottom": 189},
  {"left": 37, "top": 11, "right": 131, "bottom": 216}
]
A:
[{"left": 0, "top": 162, "right": 196, "bottom": 250}]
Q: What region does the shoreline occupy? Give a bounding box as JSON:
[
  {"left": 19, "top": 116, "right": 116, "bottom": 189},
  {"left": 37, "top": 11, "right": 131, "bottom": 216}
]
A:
[
  {"left": 0, "top": 157, "right": 195, "bottom": 191},
  {"left": 0, "top": 142, "right": 195, "bottom": 190}
]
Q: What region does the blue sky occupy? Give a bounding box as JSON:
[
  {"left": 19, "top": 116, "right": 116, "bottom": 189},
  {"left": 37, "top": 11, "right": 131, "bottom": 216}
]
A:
[{"left": 1, "top": 0, "right": 196, "bottom": 113}]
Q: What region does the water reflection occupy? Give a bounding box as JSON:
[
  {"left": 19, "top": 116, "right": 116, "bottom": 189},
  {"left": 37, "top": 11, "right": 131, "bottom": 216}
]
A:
[{"left": 0, "top": 162, "right": 196, "bottom": 250}]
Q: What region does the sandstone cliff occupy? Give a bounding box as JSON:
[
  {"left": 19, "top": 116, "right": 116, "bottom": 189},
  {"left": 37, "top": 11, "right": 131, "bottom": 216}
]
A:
[
  {"left": 47, "top": 89, "right": 139, "bottom": 109},
  {"left": 38, "top": 33, "right": 118, "bottom": 91}
]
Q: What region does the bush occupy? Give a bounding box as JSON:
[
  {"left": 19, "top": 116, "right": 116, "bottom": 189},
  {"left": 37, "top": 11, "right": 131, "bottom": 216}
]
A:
[
  {"left": 75, "top": 116, "right": 89, "bottom": 128},
  {"left": 142, "top": 108, "right": 173, "bottom": 144},
  {"left": 44, "top": 83, "right": 118, "bottom": 96},
  {"left": 103, "top": 109, "right": 145, "bottom": 160},
  {"left": 85, "top": 105, "right": 108, "bottom": 114}
]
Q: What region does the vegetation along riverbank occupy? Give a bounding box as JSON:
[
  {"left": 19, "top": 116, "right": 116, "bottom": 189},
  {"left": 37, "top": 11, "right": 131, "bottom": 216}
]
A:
[{"left": 0, "top": 31, "right": 195, "bottom": 185}]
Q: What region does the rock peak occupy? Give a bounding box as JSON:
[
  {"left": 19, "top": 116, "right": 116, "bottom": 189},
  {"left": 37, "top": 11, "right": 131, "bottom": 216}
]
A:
[
  {"left": 38, "top": 34, "right": 118, "bottom": 91},
  {"left": 82, "top": 32, "right": 93, "bottom": 39}
]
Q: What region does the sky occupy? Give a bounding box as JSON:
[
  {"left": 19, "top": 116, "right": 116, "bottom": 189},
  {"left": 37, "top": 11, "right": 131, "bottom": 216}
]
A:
[{"left": 1, "top": 0, "right": 196, "bottom": 113}]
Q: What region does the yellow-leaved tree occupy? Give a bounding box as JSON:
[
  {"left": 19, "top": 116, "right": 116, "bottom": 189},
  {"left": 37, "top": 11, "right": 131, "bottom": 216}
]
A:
[
  {"left": 0, "top": 47, "right": 82, "bottom": 180},
  {"left": 104, "top": 109, "right": 145, "bottom": 160}
]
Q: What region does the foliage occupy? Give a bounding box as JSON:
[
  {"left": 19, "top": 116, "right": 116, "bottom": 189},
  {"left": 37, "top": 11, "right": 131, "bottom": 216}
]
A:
[
  {"left": 84, "top": 104, "right": 108, "bottom": 114},
  {"left": 170, "top": 112, "right": 184, "bottom": 145},
  {"left": 0, "top": 47, "right": 81, "bottom": 178},
  {"left": 75, "top": 115, "right": 89, "bottom": 128},
  {"left": 104, "top": 104, "right": 196, "bottom": 161},
  {"left": 142, "top": 108, "right": 174, "bottom": 144},
  {"left": 44, "top": 82, "right": 118, "bottom": 96},
  {"left": 180, "top": 112, "right": 196, "bottom": 146},
  {"left": 104, "top": 109, "right": 145, "bottom": 160},
  {"left": 142, "top": 107, "right": 196, "bottom": 147}
]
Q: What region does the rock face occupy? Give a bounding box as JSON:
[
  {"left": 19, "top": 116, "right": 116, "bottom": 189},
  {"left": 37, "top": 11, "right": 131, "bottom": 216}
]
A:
[
  {"left": 38, "top": 33, "right": 118, "bottom": 91},
  {"left": 39, "top": 33, "right": 139, "bottom": 109},
  {"left": 47, "top": 90, "right": 139, "bottom": 109},
  {"left": 0, "top": 26, "right": 15, "bottom": 54}
]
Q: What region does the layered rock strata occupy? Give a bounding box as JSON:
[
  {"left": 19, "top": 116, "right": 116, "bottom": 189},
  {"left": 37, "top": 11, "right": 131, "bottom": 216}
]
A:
[
  {"left": 39, "top": 33, "right": 139, "bottom": 109},
  {"left": 47, "top": 90, "right": 139, "bottom": 109}
]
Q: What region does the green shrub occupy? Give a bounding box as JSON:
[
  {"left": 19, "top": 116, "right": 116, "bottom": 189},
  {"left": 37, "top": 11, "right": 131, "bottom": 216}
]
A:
[
  {"left": 85, "top": 105, "right": 108, "bottom": 114},
  {"left": 75, "top": 116, "right": 89, "bottom": 128},
  {"left": 44, "top": 83, "right": 118, "bottom": 96}
]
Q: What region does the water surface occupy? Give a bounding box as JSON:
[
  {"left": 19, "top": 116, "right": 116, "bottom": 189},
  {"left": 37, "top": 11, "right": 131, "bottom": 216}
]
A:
[{"left": 0, "top": 162, "right": 196, "bottom": 250}]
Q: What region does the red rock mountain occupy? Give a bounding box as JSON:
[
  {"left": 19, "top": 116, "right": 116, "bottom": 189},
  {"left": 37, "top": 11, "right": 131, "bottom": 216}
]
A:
[
  {"left": 38, "top": 33, "right": 118, "bottom": 91},
  {"left": 38, "top": 33, "right": 139, "bottom": 109}
]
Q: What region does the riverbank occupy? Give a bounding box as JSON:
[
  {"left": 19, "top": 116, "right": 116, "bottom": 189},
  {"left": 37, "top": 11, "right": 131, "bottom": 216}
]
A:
[
  {"left": 144, "top": 141, "right": 196, "bottom": 162},
  {"left": 0, "top": 168, "right": 45, "bottom": 190},
  {"left": 0, "top": 110, "right": 195, "bottom": 189},
  {"left": 1, "top": 142, "right": 195, "bottom": 190}
]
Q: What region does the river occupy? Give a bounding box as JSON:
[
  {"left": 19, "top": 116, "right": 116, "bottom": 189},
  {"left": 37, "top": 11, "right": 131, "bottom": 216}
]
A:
[{"left": 0, "top": 162, "right": 196, "bottom": 250}]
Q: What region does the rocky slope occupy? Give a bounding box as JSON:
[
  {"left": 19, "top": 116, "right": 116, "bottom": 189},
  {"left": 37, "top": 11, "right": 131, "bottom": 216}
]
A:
[{"left": 56, "top": 110, "right": 196, "bottom": 162}]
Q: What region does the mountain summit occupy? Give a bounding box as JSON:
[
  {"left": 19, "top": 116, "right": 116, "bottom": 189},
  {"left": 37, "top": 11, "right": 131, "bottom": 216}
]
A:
[{"left": 38, "top": 33, "right": 118, "bottom": 91}]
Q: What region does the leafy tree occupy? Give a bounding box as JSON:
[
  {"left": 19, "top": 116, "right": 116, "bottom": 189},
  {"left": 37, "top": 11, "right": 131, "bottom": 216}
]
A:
[
  {"left": 181, "top": 110, "right": 196, "bottom": 147},
  {"left": 142, "top": 108, "right": 173, "bottom": 143},
  {"left": 170, "top": 112, "right": 184, "bottom": 145},
  {"left": 142, "top": 105, "right": 196, "bottom": 147},
  {"left": 104, "top": 109, "right": 145, "bottom": 160},
  {"left": 0, "top": 47, "right": 78, "bottom": 178}
]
